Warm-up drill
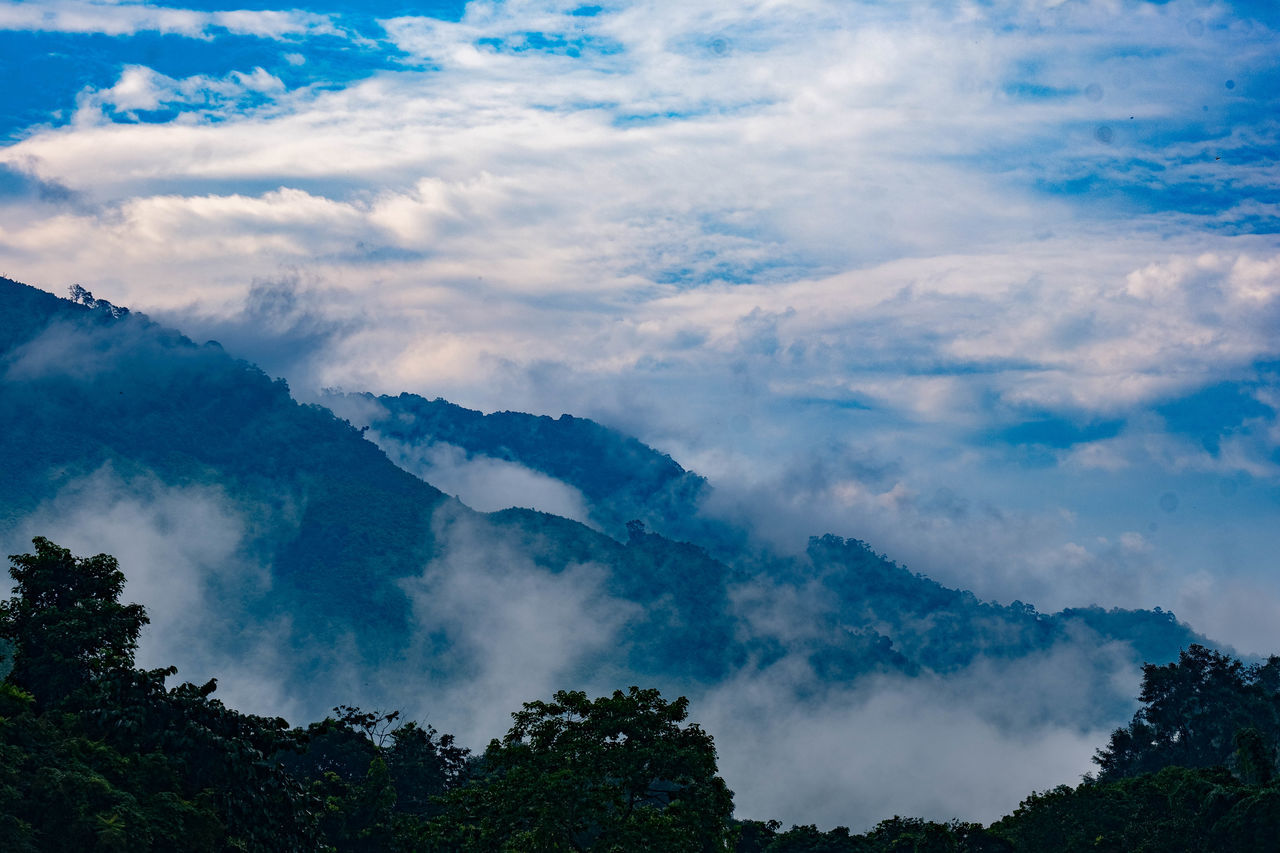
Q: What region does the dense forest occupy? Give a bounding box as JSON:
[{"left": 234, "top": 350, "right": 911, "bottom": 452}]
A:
[{"left": 2, "top": 539, "right": 1278, "bottom": 851}]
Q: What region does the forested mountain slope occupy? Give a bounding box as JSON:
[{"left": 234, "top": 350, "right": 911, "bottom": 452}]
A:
[
  {"left": 0, "top": 276, "right": 1206, "bottom": 722},
  {"left": 0, "top": 278, "right": 448, "bottom": 643},
  {"left": 325, "top": 389, "right": 742, "bottom": 551}
]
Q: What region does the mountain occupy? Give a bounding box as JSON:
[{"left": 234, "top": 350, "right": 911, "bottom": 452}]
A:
[
  {"left": 0, "top": 278, "right": 449, "bottom": 642},
  {"left": 0, "top": 275, "right": 1206, "bottom": 727},
  {"left": 323, "top": 390, "right": 738, "bottom": 550}
]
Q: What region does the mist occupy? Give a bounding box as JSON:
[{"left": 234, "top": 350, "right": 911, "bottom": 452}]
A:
[
  {"left": 1, "top": 466, "right": 314, "bottom": 721},
  {"left": 0, "top": 463, "right": 1157, "bottom": 831},
  {"left": 378, "top": 438, "right": 595, "bottom": 526},
  {"left": 700, "top": 664, "right": 1115, "bottom": 830}
]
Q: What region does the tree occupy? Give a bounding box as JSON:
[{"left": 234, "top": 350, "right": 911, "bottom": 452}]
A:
[
  {"left": 81, "top": 666, "right": 321, "bottom": 851},
  {"left": 1094, "top": 644, "right": 1280, "bottom": 781},
  {"left": 68, "top": 284, "right": 128, "bottom": 318},
  {"left": 429, "top": 686, "right": 737, "bottom": 851},
  {"left": 0, "top": 537, "right": 148, "bottom": 706},
  {"left": 278, "top": 706, "right": 470, "bottom": 851},
  {"left": 386, "top": 720, "right": 470, "bottom": 816},
  {"left": 0, "top": 539, "right": 322, "bottom": 850},
  {"left": 992, "top": 764, "right": 1280, "bottom": 852},
  {"left": 735, "top": 818, "right": 1011, "bottom": 853}
]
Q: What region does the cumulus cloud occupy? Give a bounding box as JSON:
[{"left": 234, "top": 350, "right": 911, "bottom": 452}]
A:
[
  {"left": 1, "top": 0, "right": 1273, "bottom": 427},
  {"left": 75, "top": 65, "right": 286, "bottom": 122}
]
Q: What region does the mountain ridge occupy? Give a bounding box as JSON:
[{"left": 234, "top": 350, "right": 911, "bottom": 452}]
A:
[{"left": 0, "top": 275, "right": 1208, "bottom": 729}]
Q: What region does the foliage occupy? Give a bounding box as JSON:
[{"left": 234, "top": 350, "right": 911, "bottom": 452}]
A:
[
  {"left": 995, "top": 644, "right": 1280, "bottom": 851},
  {"left": 428, "top": 686, "right": 737, "bottom": 851},
  {"left": 280, "top": 705, "right": 471, "bottom": 851},
  {"left": 0, "top": 537, "right": 148, "bottom": 707},
  {"left": 992, "top": 766, "right": 1280, "bottom": 852},
  {"left": 1094, "top": 644, "right": 1280, "bottom": 781},
  {"left": 0, "top": 678, "right": 224, "bottom": 852},
  {"left": 734, "top": 817, "right": 1011, "bottom": 852},
  {"left": 0, "top": 539, "right": 323, "bottom": 850},
  {"left": 82, "top": 666, "right": 321, "bottom": 851},
  {"left": 385, "top": 719, "right": 471, "bottom": 814},
  {"left": 0, "top": 536, "right": 474, "bottom": 851}
]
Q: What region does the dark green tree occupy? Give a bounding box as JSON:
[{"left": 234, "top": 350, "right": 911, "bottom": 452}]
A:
[
  {"left": 0, "top": 539, "right": 321, "bottom": 851},
  {"left": 734, "top": 817, "right": 1010, "bottom": 853},
  {"left": 81, "top": 666, "right": 320, "bottom": 851},
  {"left": 760, "top": 822, "right": 864, "bottom": 852},
  {"left": 863, "top": 817, "right": 1009, "bottom": 852},
  {"left": 992, "top": 765, "right": 1280, "bottom": 852},
  {"left": 0, "top": 537, "right": 148, "bottom": 707},
  {"left": 386, "top": 720, "right": 470, "bottom": 815},
  {"left": 1094, "top": 645, "right": 1280, "bottom": 781},
  {"left": 279, "top": 705, "right": 470, "bottom": 851},
  {"left": 428, "top": 686, "right": 737, "bottom": 851}
]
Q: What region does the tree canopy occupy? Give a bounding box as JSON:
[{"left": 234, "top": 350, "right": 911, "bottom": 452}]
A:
[
  {"left": 427, "top": 686, "right": 737, "bottom": 852},
  {"left": 1094, "top": 644, "right": 1280, "bottom": 781},
  {"left": 0, "top": 536, "right": 148, "bottom": 707}
]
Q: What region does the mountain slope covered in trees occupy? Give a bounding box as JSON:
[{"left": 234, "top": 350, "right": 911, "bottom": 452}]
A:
[
  {"left": 326, "top": 390, "right": 724, "bottom": 548},
  {"left": 0, "top": 275, "right": 1207, "bottom": 741}
]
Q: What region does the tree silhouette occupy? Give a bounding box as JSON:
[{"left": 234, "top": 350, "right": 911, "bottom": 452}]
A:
[
  {"left": 429, "top": 686, "right": 736, "bottom": 851},
  {"left": 0, "top": 537, "right": 148, "bottom": 707},
  {"left": 1094, "top": 644, "right": 1280, "bottom": 780}
]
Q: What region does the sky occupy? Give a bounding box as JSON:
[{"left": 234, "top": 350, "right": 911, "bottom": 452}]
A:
[{"left": 0, "top": 0, "right": 1278, "bottom": 818}]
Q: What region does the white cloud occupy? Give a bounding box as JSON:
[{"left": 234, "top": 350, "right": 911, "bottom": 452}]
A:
[
  {"left": 1175, "top": 571, "right": 1280, "bottom": 658},
  {"left": 0, "top": 0, "right": 340, "bottom": 39},
  {"left": 74, "top": 65, "right": 286, "bottom": 120},
  {"left": 1, "top": 0, "right": 1272, "bottom": 429},
  {"left": 0, "top": 467, "right": 314, "bottom": 720}
]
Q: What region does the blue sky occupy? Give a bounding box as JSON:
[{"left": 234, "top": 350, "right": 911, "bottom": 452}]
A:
[{"left": 1, "top": 0, "right": 1277, "bottom": 652}]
